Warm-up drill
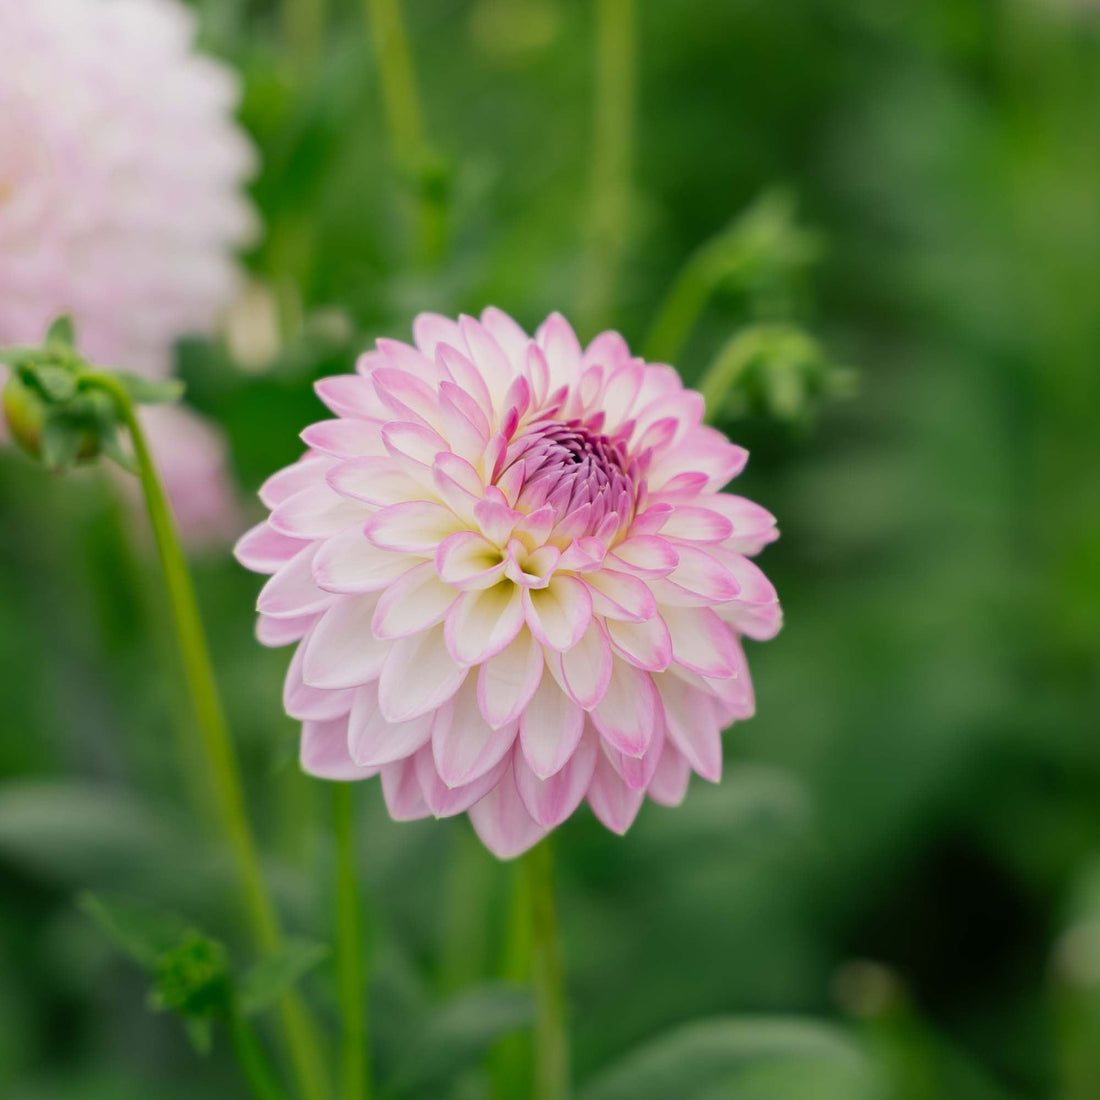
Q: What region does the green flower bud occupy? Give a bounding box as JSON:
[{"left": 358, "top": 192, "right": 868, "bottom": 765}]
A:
[
  {"left": 2, "top": 370, "right": 100, "bottom": 465},
  {"left": 150, "top": 931, "right": 232, "bottom": 1020}
]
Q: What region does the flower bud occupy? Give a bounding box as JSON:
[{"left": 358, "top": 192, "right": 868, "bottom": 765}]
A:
[
  {"left": 2, "top": 370, "right": 101, "bottom": 467},
  {"left": 150, "top": 932, "right": 231, "bottom": 1019}
]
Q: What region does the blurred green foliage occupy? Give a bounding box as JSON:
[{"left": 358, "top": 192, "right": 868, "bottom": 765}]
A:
[{"left": 2, "top": 0, "right": 1100, "bottom": 1097}]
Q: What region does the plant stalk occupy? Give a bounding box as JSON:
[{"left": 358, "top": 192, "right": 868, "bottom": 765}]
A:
[
  {"left": 524, "top": 840, "right": 570, "bottom": 1100},
  {"left": 82, "top": 373, "right": 329, "bottom": 1100},
  {"left": 333, "top": 783, "right": 370, "bottom": 1100}
]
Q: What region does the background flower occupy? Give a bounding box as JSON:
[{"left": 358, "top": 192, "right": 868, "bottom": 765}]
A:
[
  {"left": 236, "top": 310, "right": 781, "bottom": 857},
  {"left": 0, "top": 0, "right": 256, "bottom": 539}
]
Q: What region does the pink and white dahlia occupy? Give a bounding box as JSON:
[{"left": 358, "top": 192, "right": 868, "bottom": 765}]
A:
[
  {"left": 0, "top": 0, "right": 256, "bottom": 540},
  {"left": 236, "top": 310, "right": 781, "bottom": 858}
]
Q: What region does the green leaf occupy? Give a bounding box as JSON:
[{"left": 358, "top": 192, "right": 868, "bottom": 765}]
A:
[
  {"left": 238, "top": 938, "right": 329, "bottom": 1015},
  {"left": 46, "top": 315, "right": 76, "bottom": 347},
  {"left": 385, "top": 984, "right": 534, "bottom": 1096},
  {"left": 578, "top": 1018, "right": 883, "bottom": 1100},
  {"left": 79, "top": 892, "right": 191, "bottom": 970},
  {"left": 115, "top": 372, "right": 185, "bottom": 405},
  {"left": 32, "top": 365, "right": 78, "bottom": 403},
  {"left": 0, "top": 346, "right": 40, "bottom": 368},
  {"left": 39, "top": 415, "right": 86, "bottom": 472}
]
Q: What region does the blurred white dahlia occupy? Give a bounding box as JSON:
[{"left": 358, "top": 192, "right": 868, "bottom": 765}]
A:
[
  {"left": 236, "top": 310, "right": 782, "bottom": 858},
  {"left": 0, "top": 0, "right": 255, "bottom": 540}
]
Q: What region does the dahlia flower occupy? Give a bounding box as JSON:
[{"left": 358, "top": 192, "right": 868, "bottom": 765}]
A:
[
  {"left": 0, "top": 0, "right": 255, "bottom": 540},
  {"left": 236, "top": 310, "right": 781, "bottom": 857}
]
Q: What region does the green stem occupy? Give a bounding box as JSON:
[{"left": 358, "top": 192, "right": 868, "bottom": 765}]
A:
[
  {"left": 81, "top": 374, "right": 329, "bottom": 1100},
  {"left": 523, "top": 840, "right": 570, "bottom": 1100},
  {"left": 580, "top": 0, "right": 637, "bottom": 335},
  {"left": 230, "top": 1003, "right": 293, "bottom": 1100},
  {"left": 362, "top": 0, "right": 444, "bottom": 264},
  {"left": 284, "top": 0, "right": 328, "bottom": 80},
  {"left": 642, "top": 247, "right": 725, "bottom": 365},
  {"left": 333, "top": 784, "right": 370, "bottom": 1100}
]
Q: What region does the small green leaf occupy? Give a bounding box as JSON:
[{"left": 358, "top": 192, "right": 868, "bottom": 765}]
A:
[
  {"left": 0, "top": 346, "right": 40, "bottom": 368},
  {"left": 149, "top": 931, "right": 232, "bottom": 1019},
  {"left": 115, "top": 372, "right": 185, "bottom": 405},
  {"left": 46, "top": 315, "right": 76, "bottom": 347},
  {"left": 33, "top": 365, "right": 79, "bottom": 403},
  {"left": 184, "top": 1016, "right": 215, "bottom": 1057},
  {"left": 39, "top": 415, "right": 86, "bottom": 472},
  {"left": 579, "top": 1017, "right": 883, "bottom": 1100},
  {"left": 79, "top": 892, "right": 191, "bottom": 970},
  {"left": 238, "top": 938, "right": 329, "bottom": 1015}
]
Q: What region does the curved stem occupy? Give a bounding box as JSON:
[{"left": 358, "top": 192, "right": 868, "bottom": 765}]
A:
[
  {"left": 229, "top": 1003, "right": 293, "bottom": 1100},
  {"left": 333, "top": 784, "right": 370, "bottom": 1100},
  {"left": 81, "top": 374, "right": 329, "bottom": 1100},
  {"left": 579, "top": 0, "right": 637, "bottom": 335},
  {"left": 524, "top": 840, "right": 570, "bottom": 1100}
]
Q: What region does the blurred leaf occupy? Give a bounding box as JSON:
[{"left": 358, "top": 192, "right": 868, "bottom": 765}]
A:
[
  {"left": 39, "top": 416, "right": 86, "bottom": 472},
  {"left": 113, "top": 373, "right": 185, "bottom": 405},
  {"left": 579, "top": 1018, "right": 882, "bottom": 1100},
  {"left": 238, "top": 937, "right": 329, "bottom": 1015},
  {"left": 385, "top": 983, "right": 534, "bottom": 1096},
  {"left": 46, "top": 316, "right": 76, "bottom": 348},
  {"left": 32, "top": 366, "right": 78, "bottom": 403},
  {"left": 78, "top": 892, "right": 190, "bottom": 970}
]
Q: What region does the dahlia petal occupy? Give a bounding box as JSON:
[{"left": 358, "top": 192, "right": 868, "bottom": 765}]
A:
[
  {"left": 591, "top": 659, "right": 658, "bottom": 758},
  {"left": 437, "top": 344, "right": 493, "bottom": 418},
  {"left": 270, "top": 486, "right": 372, "bottom": 539},
  {"left": 348, "top": 683, "right": 434, "bottom": 766},
  {"left": 473, "top": 496, "right": 520, "bottom": 545},
  {"left": 708, "top": 494, "right": 779, "bottom": 555},
  {"left": 412, "top": 312, "right": 464, "bottom": 358},
  {"left": 301, "top": 418, "right": 387, "bottom": 458},
  {"left": 553, "top": 624, "right": 613, "bottom": 708},
  {"left": 284, "top": 642, "right": 354, "bottom": 721},
  {"left": 380, "top": 757, "right": 431, "bottom": 821},
  {"left": 661, "top": 546, "right": 740, "bottom": 603},
  {"left": 445, "top": 583, "right": 525, "bottom": 665},
  {"left": 477, "top": 629, "right": 544, "bottom": 729},
  {"left": 314, "top": 375, "right": 379, "bottom": 419},
  {"left": 300, "top": 718, "right": 378, "bottom": 781},
  {"left": 415, "top": 746, "right": 510, "bottom": 818},
  {"left": 468, "top": 761, "right": 547, "bottom": 859},
  {"left": 257, "top": 613, "right": 316, "bottom": 648},
  {"left": 371, "top": 562, "right": 457, "bottom": 638},
  {"left": 659, "top": 506, "right": 734, "bottom": 544},
  {"left": 647, "top": 744, "right": 692, "bottom": 807},
  {"left": 656, "top": 673, "right": 723, "bottom": 782},
  {"left": 375, "top": 337, "right": 436, "bottom": 379},
  {"left": 605, "top": 615, "right": 673, "bottom": 671},
  {"left": 436, "top": 531, "right": 506, "bottom": 590},
  {"left": 327, "top": 457, "right": 431, "bottom": 506},
  {"left": 378, "top": 625, "right": 467, "bottom": 722},
  {"left": 585, "top": 569, "right": 656, "bottom": 622},
  {"left": 259, "top": 455, "right": 336, "bottom": 509},
  {"left": 536, "top": 312, "right": 583, "bottom": 388},
  {"left": 459, "top": 315, "right": 514, "bottom": 408},
  {"left": 586, "top": 749, "right": 645, "bottom": 835},
  {"left": 432, "top": 678, "right": 520, "bottom": 786},
  {"left": 523, "top": 575, "right": 592, "bottom": 651},
  {"left": 519, "top": 675, "right": 585, "bottom": 779},
  {"left": 312, "top": 527, "right": 411, "bottom": 593},
  {"left": 381, "top": 421, "right": 449, "bottom": 468},
  {"left": 365, "top": 501, "right": 463, "bottom": 554},
  {"left": 258, "top": 543, "right": 333, "bottom": 618},
  {"left": 514, "top": 729, "right": 599, "bottom": 828},
  {"left": 372, "top": 368, "right": 446, "bottom": 432},
  {"left": 663, "top": 605, "right": 739, "bottom": 678},
  {"left": 481, "top": 306, "right": 530, "bottom": 363},
  {"left": 612, "top": 717, "right": 666, "bottom": 791},
  {"left": 302, "top": 594, "right": 388, "bottom": 689},
  {"left": 234, "top": 521, "right": 305, "bottom": 574},
  {"left": 609, "top": 535, "right": 679, "bottom": 576}
]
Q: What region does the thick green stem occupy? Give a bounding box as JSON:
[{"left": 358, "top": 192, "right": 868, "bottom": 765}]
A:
[
  {"left": 523, "top": 840, "right": 570, "bottom": 1100},
  {"left": 362, "top": 0, "right": 445, "bottom": 264},
  {"left": 230, "top": 1004, "right": 293, "bottom": 1100},
  {"left": 580, "top": 0, "right": 637, "bottom": 335},
  {"left": 333, "top": 784, "right": 370, "bottom": 1100},
  {"left": 82, "top": 374, "right": 329, "bottom": 1100}
]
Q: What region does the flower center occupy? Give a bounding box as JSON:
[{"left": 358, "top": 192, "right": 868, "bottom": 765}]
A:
[{"left": 504, "top": 419, "right": 638, "bottom": 534}]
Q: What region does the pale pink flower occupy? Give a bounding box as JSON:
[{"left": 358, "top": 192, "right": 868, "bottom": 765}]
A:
[
  {"left": 236, "top": 310, "right": 781, "bottom": 857},
  {"left": 0, "top": 0, "right": 255, "bottom": 541}
]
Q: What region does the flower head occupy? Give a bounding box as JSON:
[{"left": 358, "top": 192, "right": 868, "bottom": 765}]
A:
[
  {"left": 237, "top": 310, "right": 781, "bottom": 857},
  {"left": 0, "top": 0, "right": 256, "bottom": 540}
]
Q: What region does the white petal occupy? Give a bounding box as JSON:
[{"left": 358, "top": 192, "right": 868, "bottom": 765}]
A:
[
  {"left": 348, "top": 683, "right": 433, "bottom": 766},
  {"left": 519, "top": 675, "right": 585, "bottom": 780},
  {"left": 371, "top": 562, "right": 458, "bottom": 638},
  {"left": 312, "top": 526, "right": 412, "bottom": 594},
  {"left": 468, "top": 760, "right": 548, "bottom": 859},
  {"left": 302, "top": 594, "right": 387, "bottom": 689},
  {"left": 477, "top": 630, "right": 544, "bottom": 729},
  {"left": 591, "top": 659, "right": 657, "bottom": 758},
  {"left": 432, "top": 678, "right": 519, "bottom": 787},
  {"left": 377, "top": 625, "right": 468, "bottom": 722},
  {"left": 445, "top": 583, "right": 525, "bottom": 665},
  {"left": 300, "top": 718, "right": 378, "bottom": 781},
  {"left": 514, "top": 729, "right": 598, "bottom": 827}
]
